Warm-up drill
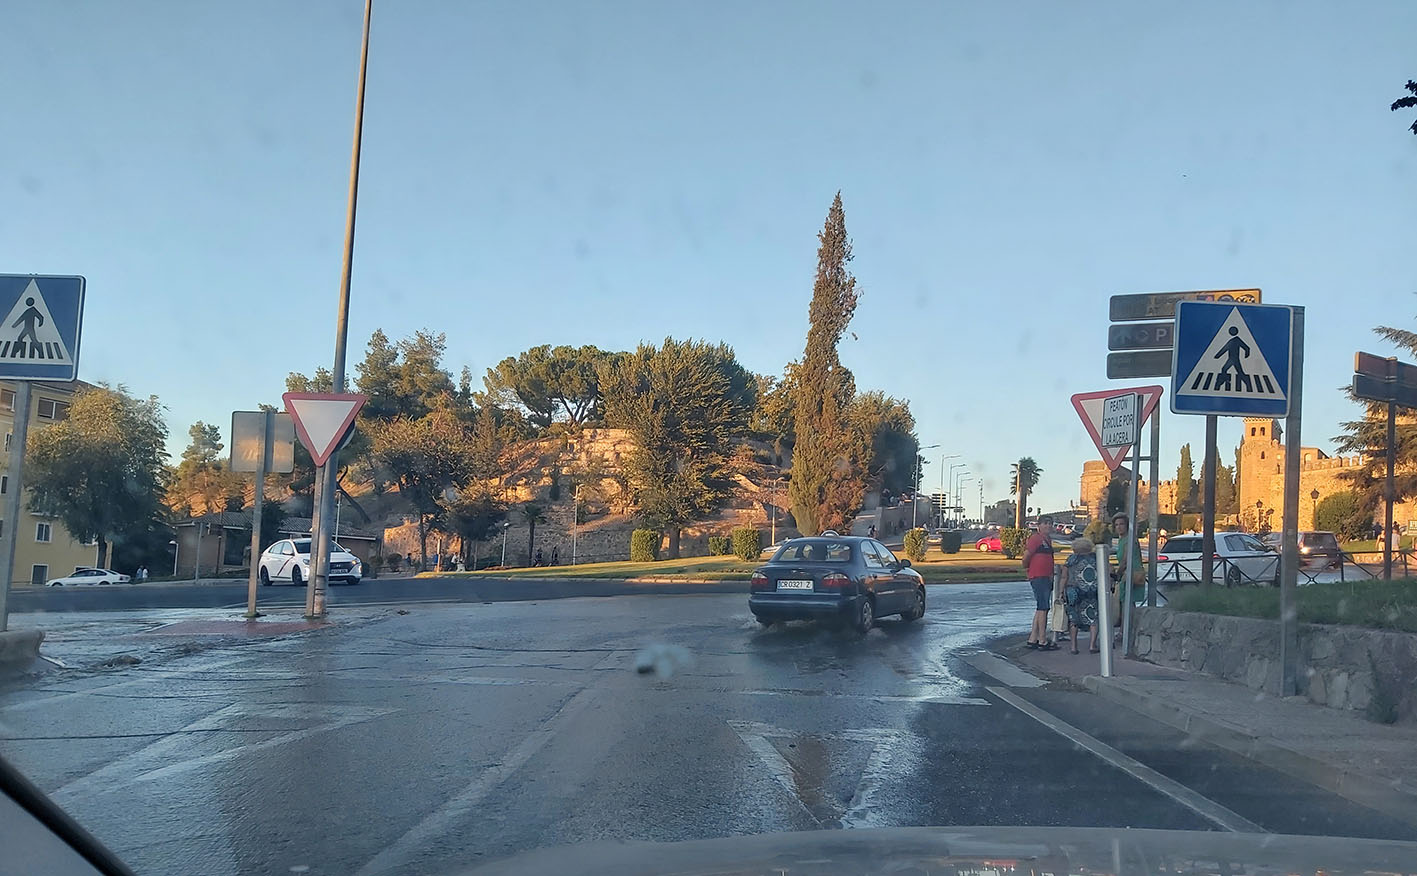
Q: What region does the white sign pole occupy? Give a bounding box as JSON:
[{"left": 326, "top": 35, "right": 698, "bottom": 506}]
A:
[{"left": 1095, "top": 542, "right": 1113, "bottom": 677}]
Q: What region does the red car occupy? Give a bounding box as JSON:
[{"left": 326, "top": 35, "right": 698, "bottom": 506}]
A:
[{"left": 975, "top": 535, "right": 1003, "bottom": 552}]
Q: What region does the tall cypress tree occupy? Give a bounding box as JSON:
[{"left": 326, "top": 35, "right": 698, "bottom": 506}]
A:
[
  {"left": 1176, "top": 444, "right": 1194, "bottom": 513},
  {"left": 789, "top": 193, "right": 864, "bottom": 535}
]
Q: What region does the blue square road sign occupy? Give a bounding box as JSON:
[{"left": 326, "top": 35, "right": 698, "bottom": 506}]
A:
[
  {"left": 1171, "top": 301, "right": 1293, "bottom": 417},
  {"left": 0, "top": 275, "right": 85, "bottom": 381}
]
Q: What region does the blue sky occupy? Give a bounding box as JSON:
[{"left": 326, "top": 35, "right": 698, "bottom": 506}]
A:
[{"left": 3, "top": 1, "right": 1415, "bottom": 513}]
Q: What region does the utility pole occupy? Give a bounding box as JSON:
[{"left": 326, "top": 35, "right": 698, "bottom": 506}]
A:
[{"left": 309, "top": 0, "right": 373, "bottom": 618}]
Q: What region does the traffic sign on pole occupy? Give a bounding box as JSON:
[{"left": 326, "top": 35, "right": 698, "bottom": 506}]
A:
[
  {"left": 0, "top": 275, "right": 84, "bottom": 381},
  {"left": 1109, "top": 288, "right": 1261, "bottom": 322},
  {"left": 282, "top": 393, "right": 367, "bottom": 467},
  {"left": 1106, "top": 350, "right": 1174, "bottom": 379},
  {"left": 1071, "top": 385, "right": 1164, "bottom": 470},
  {"left": 1171, "top": 302, "right": 1292, "bottom": 416},
  {"left": 231, "top": 411, "right": 296, "bottom": 473}
]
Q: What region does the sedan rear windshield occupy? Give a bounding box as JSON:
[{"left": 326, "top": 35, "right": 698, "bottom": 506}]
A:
[
  {"left": 1303, "top": 532, "right": 1339, "bottom": 549},
  {"left": 1162, "top": 537, "right": 1202, "bottom": 554},
  {"left": 771, "top": 540, "right": 854, "bottom": 563}
]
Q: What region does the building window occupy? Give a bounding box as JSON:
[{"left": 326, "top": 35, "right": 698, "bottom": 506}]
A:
[
  {"left": 1, "top": 475, "right": 7, "bottom": 494},
  {"left": 35, "top": 522, "right": 51, "bottom": 543},
  {"left": 0, "top": 389, "right": 12, "bottom": 412},
  {"left": 37, "top": 399, "right": 70, "bottom": 421},
  {"left": 30, "top": 565, "right": 47, "bottom": 587},
  {"left": 1259, "top": 451, "right": 1265, "bottom": 460},
  {"left": 0, "top": 520, "right": 5, "bottom": 538},
  {"left": 4, "top": 433, "right": 9, "bottom": 452},
  {"left": 1250, "top": 427, "right": 1256, "bottom": 436}
]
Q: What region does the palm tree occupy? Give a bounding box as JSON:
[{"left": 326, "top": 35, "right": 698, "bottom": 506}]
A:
[
  {"left": 1010, "top": 458, "right": 1043, "bottom": 528},
  {"left": 521, "top": 503, "right": 547, "bottom": 566},
  {"left": 1392, "top": 80, "right": 1417, "bottom": 135}
]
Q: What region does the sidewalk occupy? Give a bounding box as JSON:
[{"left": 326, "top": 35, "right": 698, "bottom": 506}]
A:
[{"left": 996, "top": 636, "right": 1417, "bottom": 830}]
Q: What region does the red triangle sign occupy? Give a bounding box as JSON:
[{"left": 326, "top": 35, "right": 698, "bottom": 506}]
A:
[
  {"left": 282, "top": 392, "right": 367, "bottom": 467},
  {"left": 1070, "top": 385, "right": 1164, "bottom": 471}
]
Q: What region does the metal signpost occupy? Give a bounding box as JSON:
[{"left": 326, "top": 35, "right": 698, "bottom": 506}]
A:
[
  {"left": 1351, "top": 352, "right": 1417, "bottom": 580},
  {"left": 1109, "top": 289, "right": 1262, "bottom": 588},
  {"left": 0, "top": 275, "right": 84, "bottom": 633},
  {"left": 1071, "top": 385, "right": 1164, "bottom": 657},
  {"left": 231, "top": 410, "right": 295, "bottom": 618},
  {"left": 1171, "top": 301, "right": 1302, "bottom": 694},
  {"left": 283, "top": 392, "right": 367, "bottom": 617}
]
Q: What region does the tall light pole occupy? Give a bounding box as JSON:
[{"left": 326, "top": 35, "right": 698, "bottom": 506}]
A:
[
  {"left": 500, "top": 520, "right": 511, "bottom": 568},
  {"left": 308, "top": 0, "right": 374, "bottom": 619},
  {"left": 572, "top": 484, "right": 581, "bottom": 566},
  {"left": 938, "top": 454, "right": 959, "bottom": 527},
  {"left": 954, "top": 469, "right": 970, "bottom": 526},
  {"left": 769, "top": 476, "right": 785, "bottom": 545},
  {"left": 947, "top": 461, "right": 965, "bottom": 519},
  {"left": 957, "top": 475, "right": 973, "bottom": 525},
  {"left": 914, "top": 444, "right": 940, "bottom": 529},
  {"left": 978, "top": 482, "right": 984, "bottom": 526}
]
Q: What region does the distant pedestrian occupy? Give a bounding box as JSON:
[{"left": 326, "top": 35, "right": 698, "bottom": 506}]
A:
[
  {"left": 534, "top": 548, "right": 544, "bottom": 567},
  {"left": 1023, "top": 516, "right": 1057, "bottom": 650},
  {"left": 1060, "top": 537, "right": 1100, "bottom": 655},
  {"left": 405, "top": 552, "right": 414, "bottom": 571},
  {"left": 455, "top": 556, "right": 466, "bottom": 572},
  {"left": 868, "top": 524, "right": 876, "bottom": 538},
  {"left": 551, "top": 547, "right": 559, "bottom": 565}
]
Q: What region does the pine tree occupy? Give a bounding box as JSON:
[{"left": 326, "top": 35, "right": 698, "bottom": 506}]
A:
[{"left": 788, "top": 193, "right": 865, "bottom": 535}]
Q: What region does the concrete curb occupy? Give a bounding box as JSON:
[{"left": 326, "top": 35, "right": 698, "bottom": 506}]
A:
[
  {"left": 1083, "top": 675, "right": 1417, "bottom": 830},
  {"left": 0, "top": 629, "right": 45, "bottom": 677}
]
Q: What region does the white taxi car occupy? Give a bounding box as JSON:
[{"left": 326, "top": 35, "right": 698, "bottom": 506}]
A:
[{"left": 258, "top": 538, "right": 363, "bottom": 586}]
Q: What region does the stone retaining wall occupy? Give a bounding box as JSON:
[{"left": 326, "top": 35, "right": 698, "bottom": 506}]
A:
[{"left": 1134, "top": 607, "right": 1417, "bottom": 722}]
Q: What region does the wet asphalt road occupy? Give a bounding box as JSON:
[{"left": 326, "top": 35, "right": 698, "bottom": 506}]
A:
[{"left": 2, "top": 583, "right": 1413, "bottom": 875}]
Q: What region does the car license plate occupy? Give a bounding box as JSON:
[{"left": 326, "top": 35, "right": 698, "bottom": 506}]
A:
[{"left": 777, "top": 580, "right": 813, "bottom": 590}]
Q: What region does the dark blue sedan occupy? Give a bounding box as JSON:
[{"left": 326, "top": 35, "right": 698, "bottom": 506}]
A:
[{"left": 748, "top": 534, "right": 925, "bottom": 633}]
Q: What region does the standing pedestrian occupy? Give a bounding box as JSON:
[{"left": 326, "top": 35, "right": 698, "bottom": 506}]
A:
[
  {"left": 1023, "top": 515, "right": 1057, "bottom": 650},
  {"left": 1060, "top": 537, "right": 1100, "bottom": 654},
  {"left": 551, "top": 546, "right": 559, "bottom": 565},
  {"left": 1111, "top": 512, "right": 1146, "bottom": 607},
  {"left": 868, "top": 524, "right": 876, "bottom": 539},
  {"left": 534, "top": 548, "right": 544, "bottom": 567},
  {"left": 405, "top": 552, "right": 414, "bottom": 571}
]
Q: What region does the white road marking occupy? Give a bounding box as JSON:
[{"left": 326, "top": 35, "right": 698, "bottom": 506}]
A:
[
  {"left": 987, "top": 685, "right": 1266, "bottom": 833},
  {"left": 728, "top": 720, "right": 920, "bottom": 829},
  {"left": 353, "top": 687, "right": 598, "bottom": 876},
  {"left": 51, "top": 703, "right": 396, "bottom": 803},
  {"left": 962, "top": 651, "right": 1045, "bottom": 688},
  {"left": 0, "top": 653, "right": 252, "bottom": 715}
]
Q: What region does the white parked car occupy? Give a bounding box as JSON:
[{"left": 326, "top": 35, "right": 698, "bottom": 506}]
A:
[
  {"left": 46, "top": 568, "right": 132, "bottom": 586},
  {"left": 258, "top": 538, "right": 363, "bottom": 586},
  {"left": 1157, "top": 533, "right": 1279, "bottom": 587}
]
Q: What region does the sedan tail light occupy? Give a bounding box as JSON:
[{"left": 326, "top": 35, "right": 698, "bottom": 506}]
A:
[
  {"left": 1157, "top": 555, "right": 1168, "bottom": 562},
  {"left": 750, "top": 572, "right": 771, "bottom": 591},
  {"left": 820, "top": 573, "right": 850, "bottom": 590}
]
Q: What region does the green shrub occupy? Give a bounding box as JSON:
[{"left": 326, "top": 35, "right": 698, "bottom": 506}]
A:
[
  {"left": 707, "top": 535, "right": 731, "bottom": 556},
  {"left": 902, "top": 528, "right": 928, "bottom": 562},
  {"left": 938, "top": 531, "right": 962, "bottom": 554},
  {"left": 732, "top": 527, "right": 762, "bottom": 561},
  {"left": 1000, "top": 527, "right": 1029, "bottom": 559},
  {"left": 1314, "top": 490, "right": 1372, "bottom": 541},
  {"left": 630, "top": 529, "right": 661, "bottom": 562}
]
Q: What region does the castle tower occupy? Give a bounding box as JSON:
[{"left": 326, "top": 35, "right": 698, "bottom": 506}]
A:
[{"left": 1238, "top": 418, "right": 1282, "bottom": 522}]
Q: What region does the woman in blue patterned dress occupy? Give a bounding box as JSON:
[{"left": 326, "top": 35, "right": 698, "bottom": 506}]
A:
[{"left": 1060, "top": 537, "right": 1100, "bottom": 655}]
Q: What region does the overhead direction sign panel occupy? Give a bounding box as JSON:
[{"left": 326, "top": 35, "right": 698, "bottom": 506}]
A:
[
  {"left": 1171, "top": 301, "right": 1292, "bottom": 417},
  {"left": 282, "top": 392, "right": 367, "bottom": 467},
  {"left": 1107, "top": 350, "right": 1173, "bottom": 379},
  {"left": 1353, "top": 374, "right": 1417, "bottom": 408},
  {"left": 1355, "top": 352, "right": 1417, "bottom": 386},
  {"left": 1110, "top": 289, "right": 1261, "bottom": 322},
  {"left": 1108, "top": 321, "right": 1175, "bottom": 351},
  {"left": 0, "top": 275, "right": 84, "bottom": 381},
  {"left": 1071, "top": 385, "right": 1164, "bottom": 470}
]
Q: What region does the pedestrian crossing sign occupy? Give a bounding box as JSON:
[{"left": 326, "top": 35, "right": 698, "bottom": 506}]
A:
[
  {"left": 1171, "top": 301, "right": 1292, "bottom": 417},
  {"left": 0, "top": 275, "right": 84, "bottom": 381}
]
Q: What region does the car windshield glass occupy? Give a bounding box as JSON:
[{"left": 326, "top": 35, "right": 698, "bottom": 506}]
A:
[
  {"left": 1163, "top": 538, "right": 1202, "bottom": 554},
  {"left": 292, "top": 540, "right": 348, "bottom": 555},
  {"left": 772, "top": 541, "right": 853, "bottom": 563},
  {"left": 1307, "top": 533, "right": 1339, "bottom": 549}
]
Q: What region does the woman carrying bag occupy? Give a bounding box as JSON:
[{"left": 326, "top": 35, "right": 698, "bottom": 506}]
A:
[{"left": 1059, "top": 536, "right": 1101, "bottom": 654}]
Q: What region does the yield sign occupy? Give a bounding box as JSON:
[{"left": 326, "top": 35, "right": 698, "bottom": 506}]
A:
[
  {"left": 1070, "top": 385, "right": 1164, "bottom": 471},
  {"left": 282, "top": 392, "right": 367, "bottom": 467}
]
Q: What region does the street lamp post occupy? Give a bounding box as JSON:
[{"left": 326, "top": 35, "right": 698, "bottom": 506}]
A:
[
  {"left": 914, "top": 444, "right": 941, "bottom": 529},
  {"left": 572, "top": 485, "right": 581, "bottom": 566},
  {"left": 939, "top": 454, "right": 960, "bottom": 526},
  {"left": 1255, "top": 500, "right": 1264, "bottom": 534},
  {"left": 769, "top": 476, "right": 785, "bottom": 546},
  {"left": 170, "top": 539, "right": 179, "bottom": 578},
  {"left": 1310, "top": 488, "right": 1320, "bottom": 528},
  {"left": 953, "top": 469, "right": 970, "bottom": 527},
  {"left": 947, "top": 461, "right": 965, "bottom": 518},
  {"left": 500, "top": 521, "right": 511, "bottom": 568}
]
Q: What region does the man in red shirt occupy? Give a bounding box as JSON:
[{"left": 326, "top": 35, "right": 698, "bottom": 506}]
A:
[{"left": 1022, "top": 516, "right": 1057, "bottom": 649}]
